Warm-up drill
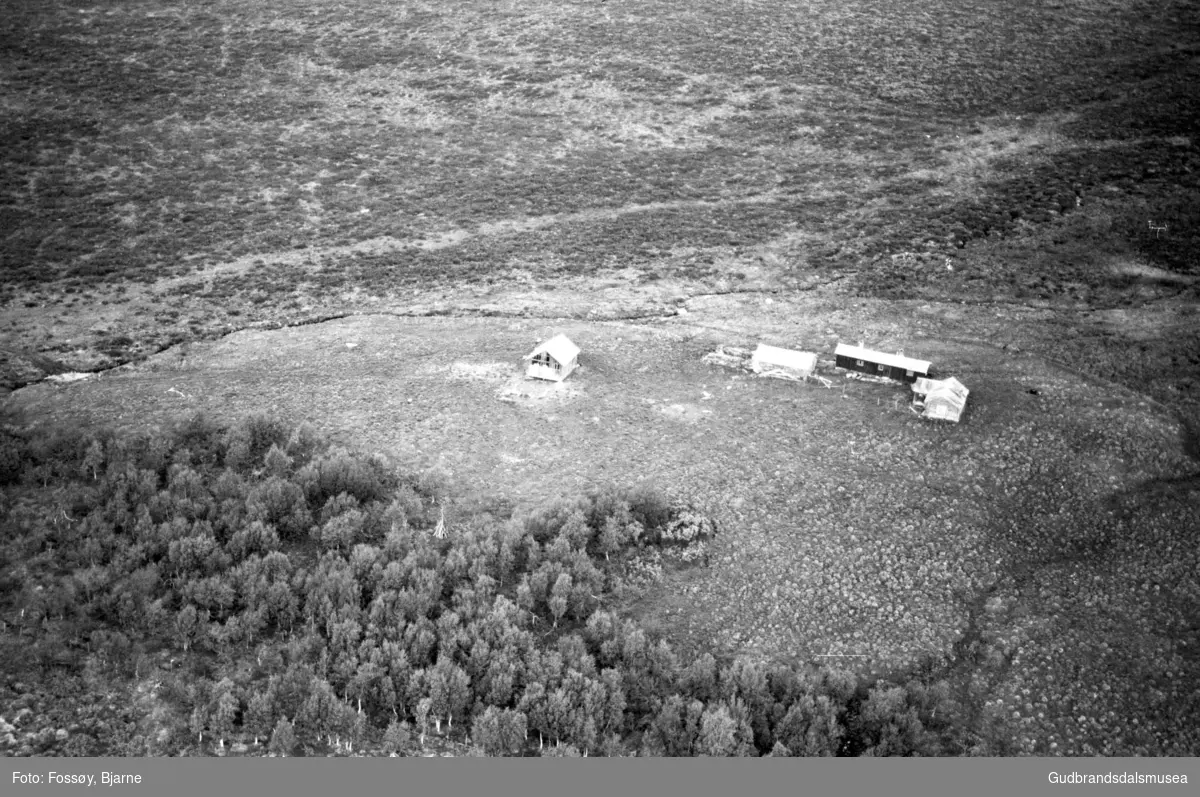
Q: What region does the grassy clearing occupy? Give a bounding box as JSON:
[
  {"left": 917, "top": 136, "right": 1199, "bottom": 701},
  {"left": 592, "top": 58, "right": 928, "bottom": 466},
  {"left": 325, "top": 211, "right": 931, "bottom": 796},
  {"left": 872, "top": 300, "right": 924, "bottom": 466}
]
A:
[{"left": 6, "top": 316, "right": 1198, "bottom": 754}]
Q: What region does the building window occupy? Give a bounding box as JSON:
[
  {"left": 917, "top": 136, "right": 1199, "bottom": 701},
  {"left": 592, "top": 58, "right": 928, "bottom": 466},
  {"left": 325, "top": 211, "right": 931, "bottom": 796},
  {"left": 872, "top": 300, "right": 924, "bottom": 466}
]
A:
[
  {"left": 905, "top": 370, "right": 914, "bottom": 377},
  {"left": 877, "top": 364, "right": 886, "bottom": 372},
  {"left": 855, "top": 359, "right": 864, "bottom": 367}
]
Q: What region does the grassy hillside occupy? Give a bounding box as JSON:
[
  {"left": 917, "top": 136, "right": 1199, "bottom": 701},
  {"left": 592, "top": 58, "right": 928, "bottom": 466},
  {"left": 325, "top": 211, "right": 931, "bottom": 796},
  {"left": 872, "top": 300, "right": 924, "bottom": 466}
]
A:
[
  {"left": 1, "top": 408, "right": 1196, "bottom": 757},
  {"left": 4, "top": 317, "right": 1199, "bottom": 756},
  {"left": 1, "top": 0, "right": 1198, "bottom": 758}
]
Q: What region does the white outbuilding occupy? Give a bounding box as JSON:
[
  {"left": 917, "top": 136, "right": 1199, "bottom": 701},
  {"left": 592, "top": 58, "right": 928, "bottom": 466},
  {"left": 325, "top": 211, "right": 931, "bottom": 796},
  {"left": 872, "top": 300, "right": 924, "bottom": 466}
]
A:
[
  {"left": 912, "top": 376, "right": 969, "bottom": 422},
  {"left": 750, "top": 344, "right": 818, "bottom": 381},
  {"left": 523, "top": 334, "right": 580, "bottom": 382}
]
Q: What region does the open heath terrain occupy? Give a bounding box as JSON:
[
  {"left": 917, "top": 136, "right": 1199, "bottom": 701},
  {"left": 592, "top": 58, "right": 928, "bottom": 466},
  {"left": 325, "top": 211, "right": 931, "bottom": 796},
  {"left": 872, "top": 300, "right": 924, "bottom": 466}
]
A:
[{"left": 1, "top": 0, "right": 1198, "bottom": 757}]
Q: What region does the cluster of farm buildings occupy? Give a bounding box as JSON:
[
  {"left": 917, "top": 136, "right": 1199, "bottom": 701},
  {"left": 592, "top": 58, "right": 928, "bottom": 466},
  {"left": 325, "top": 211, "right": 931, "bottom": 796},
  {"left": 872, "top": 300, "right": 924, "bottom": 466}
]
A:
[{"left": 522, "top": 334, "right": 970, "bottom": 422}]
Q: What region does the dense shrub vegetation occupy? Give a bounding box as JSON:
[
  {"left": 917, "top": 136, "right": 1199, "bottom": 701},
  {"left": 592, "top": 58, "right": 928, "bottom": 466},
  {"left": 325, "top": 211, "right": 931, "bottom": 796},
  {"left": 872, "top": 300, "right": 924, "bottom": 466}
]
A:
[{"left": 1, "top": 414, "right": 984, "bottom": 756}]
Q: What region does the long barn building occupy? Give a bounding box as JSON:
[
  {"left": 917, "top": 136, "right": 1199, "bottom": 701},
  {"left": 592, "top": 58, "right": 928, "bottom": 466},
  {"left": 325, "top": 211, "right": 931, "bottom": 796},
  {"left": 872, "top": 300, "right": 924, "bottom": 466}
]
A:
[{"left": 834, "top": 342, "right": 931, "bottom": 384}]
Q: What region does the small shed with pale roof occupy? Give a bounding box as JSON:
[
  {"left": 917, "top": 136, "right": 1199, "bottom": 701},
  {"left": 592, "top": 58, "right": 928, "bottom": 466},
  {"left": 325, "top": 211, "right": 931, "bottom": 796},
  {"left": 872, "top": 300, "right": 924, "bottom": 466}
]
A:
[
  {"left": 523, "top": 334, "right": 580, "bottom": 382},
  {"left": 912, "top": 376, "right": 969, "bottom": 422},
  {"left": 750, "top": 344, "right": 818, "bottom": 381}
]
